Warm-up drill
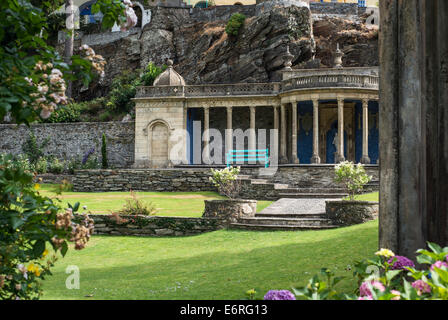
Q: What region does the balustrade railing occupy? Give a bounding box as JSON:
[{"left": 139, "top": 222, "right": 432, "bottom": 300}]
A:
[{"left": 135, "top": 73, "right": 378, "bottom": 98}]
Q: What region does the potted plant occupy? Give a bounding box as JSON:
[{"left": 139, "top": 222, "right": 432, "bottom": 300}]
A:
[
  {"left": 326, "top": 161, "right": 378, "bottom": 226},
  {"left": 202, "top": 166, "right": 257, "bottom": 224}
]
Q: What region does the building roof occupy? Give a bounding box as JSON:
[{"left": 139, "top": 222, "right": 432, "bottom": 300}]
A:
[{"left": 153, "top": 60, "right": 186, "bottom": 86}]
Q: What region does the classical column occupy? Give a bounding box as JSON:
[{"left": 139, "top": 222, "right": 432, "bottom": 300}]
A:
[
  {"left": 183, "top": 106, "right": 189, "bottom": 164},
  {"left": 361, "top": 98, "right": 371, "bottom": 164},
  {"left": 203, "top": 106, "right": 210, "bottom": 164},
  {"left": 248, "top": 106, "right": 256, "bottom": 164},
  {"left": 311, "top": 99, "right": 321, "bottom": 164},
  {"left": 273, "top": 105, "right": 279, "bottom": 158},
  {"left": 291, "top": 101, "right": 299, "bottom": 164},
  {"left": 225, "top": 106, "right": 233, "bottom": 164},
  {"left": 280, "top": 103, "right": 288, "bottom": 164},
  {"left": 336, "top": 97, "right": 345, "bottom": 163}
]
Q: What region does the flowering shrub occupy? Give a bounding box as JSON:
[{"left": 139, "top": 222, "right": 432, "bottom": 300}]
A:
[
  {"left": 334, "top": 161, "right": 372, "bottom": 200},
  {"left": 0, "top": 154, "right": 94, "bottom": 300},
  {"left": 209, "top": 166, "right": 242, "bottom": 199},
  {"left": 264, "top": 290, "right": 296, "bottom": 300},
  {"left": 286, "top": 242, "right": 448, "bottom": 300}
]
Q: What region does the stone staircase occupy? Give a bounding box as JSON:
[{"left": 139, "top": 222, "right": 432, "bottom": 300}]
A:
[
  {"left": 227, "top": 173, "right": 379, "bottom": 231},
  {"left": 230, "top": 198, "right": 339, "bottom": 231}
]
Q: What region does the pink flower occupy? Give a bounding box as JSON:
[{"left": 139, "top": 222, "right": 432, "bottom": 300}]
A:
[
  {"left": 390, "top": 290, "right": 401, "bottom": 300},
  {"left": 359, "top": 280, "right": 385, "bottom": 297},
  {"left": 40, "top": 108, "right": 52, "bottom": 119},
  {"left": 358, "top": 296, "right": 373, "bottom": 300},
  {"left": 431, "top": 261, "right": 448, "bottom": 271},
  {"left": 411, "top": 280, "right": 431, "bottom": 296}
]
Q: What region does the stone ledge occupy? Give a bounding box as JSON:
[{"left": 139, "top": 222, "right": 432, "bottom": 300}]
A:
[
  {"left": 74, "top": 214, "right": 225, "bottom": 237},
  {"left": 325, "top": 200, "right": 379, "bottom": 226}
]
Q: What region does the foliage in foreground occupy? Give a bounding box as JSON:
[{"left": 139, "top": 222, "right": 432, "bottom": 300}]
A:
[
  {"left": 258, "top": 242, "right": 448, "bottom": 301},
  {"left": 0, "top": 154, "right": 95, "bottom": 300}
]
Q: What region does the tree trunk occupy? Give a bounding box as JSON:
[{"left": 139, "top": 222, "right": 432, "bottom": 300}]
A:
[{"left": 379, "top": 0, "right": 448, "bottom": 259}]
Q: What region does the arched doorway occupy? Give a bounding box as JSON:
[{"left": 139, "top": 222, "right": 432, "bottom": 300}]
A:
[{"left": 149, "top": 122, "right": 169, "bottom": 168}]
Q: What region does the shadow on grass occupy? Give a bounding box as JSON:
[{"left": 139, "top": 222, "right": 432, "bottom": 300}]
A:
[{"left": 42, "top": 221, "right": 378, "bottom": 300}]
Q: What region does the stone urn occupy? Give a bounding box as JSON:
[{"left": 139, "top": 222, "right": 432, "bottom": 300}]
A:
[
  {"left": 202, "top": 199, "right": 257, "bottom": 225},
  {"left": 325, "top": 200, "right": 379, "bottom": 227}
]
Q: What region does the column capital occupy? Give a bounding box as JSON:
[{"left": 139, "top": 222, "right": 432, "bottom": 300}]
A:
[
  {"left": 312, "top": 98, "right": 319, "bottom": 106},
  {"left": 337, "top": 97, "right": 345, "bottom": 104},
  {"left": 362, "top": 98, "right": 369, "bottom": 106}
]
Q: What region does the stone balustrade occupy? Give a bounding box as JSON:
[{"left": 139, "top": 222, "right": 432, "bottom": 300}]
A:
[{"left": 135, "top": 68, "right": 378, "bottom": 99}]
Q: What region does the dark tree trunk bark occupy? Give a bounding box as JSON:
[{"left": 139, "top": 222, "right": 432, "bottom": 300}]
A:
[{"left": 379, "top": 0, "right": 448, "bottom": 259}]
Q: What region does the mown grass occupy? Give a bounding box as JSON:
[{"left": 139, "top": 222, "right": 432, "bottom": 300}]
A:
[
  {"left": 39, "top": 184, "right": 274, "bottom": 217},
  {"left": 41, "top": 220, "right": 379, "bottom": 300}
]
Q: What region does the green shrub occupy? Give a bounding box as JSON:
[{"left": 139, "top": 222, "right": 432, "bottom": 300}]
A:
[
  {"left": 140, "top": 62, "right": 167, "bottom": 86},
  {"left": 101, "top": 133, "right": 108, "bottom": 169},
  {"left": 82, "top": 157, "right": 100, "bottom": 170},
  {"left": 48, "top": 158, "right": 65, "bottom": 174},
  {"left": 0, "top": 154, "right": 94, "bottom": 300},
  {"left": 334, "top": 161, "right": 372, "bottom": 200},
  {"left": 35, "top": 157, "right": 48, "bottom": 174},
  {"left": 209, "top": 166, "right": 242, "bottom": 199},
  {"left": 117, "top": 191, "right": 157, "bottom": 216},
  {"left": 225, "top": 13, "right": 246, "bottom": 36},
  {"left": 43, "top": 104, "right": 81, "bottom": 123},
  {"left": 22, "top": 132, "right": 49, "bottom": 165},
  {"left": 67, "top": 157, "right": 82, "bottom": 174}
]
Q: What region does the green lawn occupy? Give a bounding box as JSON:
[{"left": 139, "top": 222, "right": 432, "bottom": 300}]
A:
[
  {"left": 351, "top": 192, "right": 379, "bottom": 202},
  {"left": 41, "top": 220, "right": 379, "bottom": 300},
  {"left": 40, "top": 184, "right": 274, "bottom": 217}
]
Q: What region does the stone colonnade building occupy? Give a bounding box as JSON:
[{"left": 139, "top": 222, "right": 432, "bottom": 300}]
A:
[{"left": 133, "top": 60, "right": 379, "bottom": 168}]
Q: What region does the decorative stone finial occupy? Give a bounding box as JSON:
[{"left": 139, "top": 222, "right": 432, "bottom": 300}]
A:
[
  {"left": 283, "top": 45, "right": 294, "bottom": 71},
  {"left": 152, "top": 58, "right": 186, "bottom": 86},
  {"left": 334, "top": 43, "right": 344, "bottom": 69}
]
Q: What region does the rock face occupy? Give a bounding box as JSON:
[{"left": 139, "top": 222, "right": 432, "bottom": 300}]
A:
[
  {"left": 74, "top": 3, "right": 378, "bottom": 100},
  {"left": 312, "top": 16, "right": 378, "bottom": 68}
]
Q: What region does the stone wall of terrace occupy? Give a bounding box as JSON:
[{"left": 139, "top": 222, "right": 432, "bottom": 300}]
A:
[
  {"left": 76, "top": 214, "right": 224, "bottom": 237},
  {"left": 73, "top": 166, "right": 379, "bottom": 194}
]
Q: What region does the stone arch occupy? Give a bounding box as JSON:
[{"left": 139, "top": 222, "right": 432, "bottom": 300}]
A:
[
  {"left": 234, "top": 2, "right": 243, "bottom": 5},
  {"left": 147, "top": 119, "right": 172, "bottom": 168}
]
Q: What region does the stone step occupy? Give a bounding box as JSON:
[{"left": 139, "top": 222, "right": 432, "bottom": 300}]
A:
[
  {"left": 276, "top": 193, "right": 347, "bottom": 199},
  {"left": 277, "top": 187, "right": 347, "bottom": 194},
  {"left": 229, "top": 223, "right": 338, "bottom": 231},
  {"left": 238, "top": 217, "right": 333, "bottom": 227},
  {"left": 255, "top": 212, "right": 327, "bottom": 219}
]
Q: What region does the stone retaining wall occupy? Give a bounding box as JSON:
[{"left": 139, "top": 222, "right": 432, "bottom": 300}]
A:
[
  {"left": 73, "top": 166, "right": 379, "bottom": 193},
  {"left": 0, "top": 122, "right": 135, "bottom": 168},
  {"left": 78, "top": 214, "right": 224, "bottom": 237},
  {"left": 325, "top": 200, "right": 379, "bottom": 226}
]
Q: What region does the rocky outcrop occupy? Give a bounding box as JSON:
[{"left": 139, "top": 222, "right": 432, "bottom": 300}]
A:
[
  {"left": 75, "top": 3, "right": 378, "bottom": 100},
  {"left": 312, "top": 16, "right": 378, "bottom": 68}
]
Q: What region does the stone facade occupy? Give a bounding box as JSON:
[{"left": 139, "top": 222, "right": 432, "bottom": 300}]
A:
[
  {"left": 0, "top": 122, "right": 135, "bottom": 168},
  {"left": 325, "top": 200, "right": 379, "bottom": 226},
  {"left": 76, "top": 214, "right": 224, "bottom": 237}
]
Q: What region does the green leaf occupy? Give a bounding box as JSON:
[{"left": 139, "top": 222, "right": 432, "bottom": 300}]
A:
[
  {"left": 428, "top": 242, "right": 443, "bottom": 254},
  {"left": 11, "top": 215, "right": 25, "bottom": 229},
  {"left": 33, "top": 240, "right": 46, "bottom": 257},
  {"left": 61, "top": 241, "right": 68, "bottom": 257},
  {"left": 386, "top": 270, "right": 402, "bottom": 282}
]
